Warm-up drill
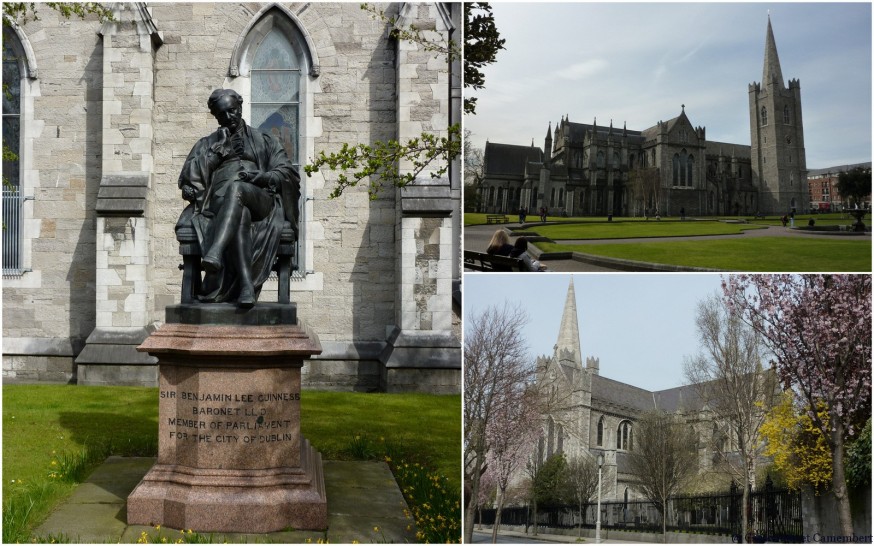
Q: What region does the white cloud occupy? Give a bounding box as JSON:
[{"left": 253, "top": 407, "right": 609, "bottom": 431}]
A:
[{"left": 554, "top": 59, "right": 609, "bottom": 81}]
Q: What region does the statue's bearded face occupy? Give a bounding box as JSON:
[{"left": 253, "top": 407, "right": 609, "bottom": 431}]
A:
[{"left": 211, "top": 95, "right": 243, "bottom": 132}]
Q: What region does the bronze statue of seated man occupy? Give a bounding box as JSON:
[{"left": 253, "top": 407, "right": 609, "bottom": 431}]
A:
[{"left": 177, "top": 89, "right": 300, "bottom": 308}]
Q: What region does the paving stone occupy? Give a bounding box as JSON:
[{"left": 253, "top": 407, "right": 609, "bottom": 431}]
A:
[{"left": 34, "top": 457, "right": 416, "bottom": 543}]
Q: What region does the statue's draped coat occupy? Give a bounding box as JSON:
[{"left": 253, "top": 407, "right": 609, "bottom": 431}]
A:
[{"left": 176, "top": 124, "right": 300, "bottom": 303}]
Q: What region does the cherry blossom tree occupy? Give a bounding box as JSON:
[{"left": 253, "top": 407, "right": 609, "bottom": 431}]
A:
[
  {"left": 723, "top": 274, "right": 872, "bottom": 536},
  {"left": 476, "top": 466, "right": 497, "bottom": 530},
  {"left": 485, "top": 387, "right": 541, "bottom": 543},
  {"left": 463, "top": 302, "right": 532, "bottom": 543}
]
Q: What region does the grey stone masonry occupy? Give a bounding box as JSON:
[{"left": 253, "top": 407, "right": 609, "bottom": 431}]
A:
[
  {"left": 76, "top": 3, "right": 162, "bottom": 383},
  {"left": 379, "top": 3, "right": 461, "bottom": 392},
  {"left": 3, "top": 3, "right": 461, "bottom": 393}
]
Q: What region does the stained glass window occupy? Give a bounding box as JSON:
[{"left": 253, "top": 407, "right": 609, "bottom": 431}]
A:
[
  {"left": 3, "top": 27, "right": 21, "bottom": 189},
  {"left": 250, "top": 28, "right": 300, "bottom": 168}
]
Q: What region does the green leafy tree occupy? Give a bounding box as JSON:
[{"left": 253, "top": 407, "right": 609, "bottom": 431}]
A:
[
  {"left": 464, "top": 2, "right": 505, "bottom": 115},
  {"left": 836, "top": 166, "right": 872, "bottom": 209},
  {"left": 304, "top": 126, "right": 461, "bottom": 200},
  {"left": 2, "top": 2, "right": 113, "bottom": 26},
  {"left": 463, "top": 129, "right": 485, "bottom": 212},
  {"left": 531, "top": 453, "right": 570, "bottom": 511},
  {"left": 845, "top": 418, "right": 871, "bottom": 489}
]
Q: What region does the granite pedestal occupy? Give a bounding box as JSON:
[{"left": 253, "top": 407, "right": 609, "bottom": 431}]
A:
[{"left": 127, "top": 303, "right": 327, "bottom": 532}]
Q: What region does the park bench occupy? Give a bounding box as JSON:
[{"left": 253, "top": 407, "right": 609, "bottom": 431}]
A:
[
  {"left": 486, "top": 214, "right": 508, "bottom": 224},
  {"left": 463, "top": 250, "right": 527, "bottom": 272},
  {"left": 175, "top": 221, "right": 296, "bottom": 304}
]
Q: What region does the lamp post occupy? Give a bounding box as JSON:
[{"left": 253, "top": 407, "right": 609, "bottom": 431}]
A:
[{"left": 596, "top": 453, "right": 604, "bottom": 544}]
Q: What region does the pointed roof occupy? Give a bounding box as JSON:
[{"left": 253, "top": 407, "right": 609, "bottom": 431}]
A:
[
  {"left": 762, "top": 16, "right": 785, "bottom": 88},
  {"left": 555, "top": 278, "right": 582, "bottom": 365}
]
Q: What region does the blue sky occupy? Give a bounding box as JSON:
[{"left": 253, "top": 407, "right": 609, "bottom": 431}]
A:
[
  {"left": 464, "top": 274, "right": 733, "bottom": 392},
  {"left": 464, "top": 2, "right": 872, "bottom": 169}
]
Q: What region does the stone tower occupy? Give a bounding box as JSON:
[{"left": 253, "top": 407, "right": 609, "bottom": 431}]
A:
[
  {"left": 748, "top": 15, "right": 808, "bottom": 214},
  {"left": 548, "top": 277, "right": 594, "bottom": 460},
  {"left": 544, "top": 122, "right": 553, "bottom": 168},
  {"left": 555, "top": 276, "right": 581, "bottom": 368}
]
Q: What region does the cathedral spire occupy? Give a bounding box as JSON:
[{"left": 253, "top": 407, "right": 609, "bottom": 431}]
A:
[
  {"left": 554, "top": 278, "right": 582, "bottom": 366},
  {"left": 762, "top": 15, "right": 785, "bottom": 88}
]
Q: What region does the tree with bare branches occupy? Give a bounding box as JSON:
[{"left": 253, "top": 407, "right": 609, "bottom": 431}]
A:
[
  {"left": 485, "top": 386, "right": 541, "bottom": 542},
  {"left": 566, "top": 454, "right": 600, "bottom": 537},
  {"left": 463, "top": 302, "right": 532, "bottom": 543},
  {"left": 626, "top": 411, "right": 699, "bottom": 543},
  {"left": 684, "top": 294, "right": 779, "bottom": 542}
]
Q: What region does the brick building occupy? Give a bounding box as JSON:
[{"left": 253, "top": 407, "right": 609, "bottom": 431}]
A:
[
  {"left": 2, "top": 2, "right": 461, "bottom": 392},
  {"left": 807, "top": 162, "right": 872, "bottom": 212}
]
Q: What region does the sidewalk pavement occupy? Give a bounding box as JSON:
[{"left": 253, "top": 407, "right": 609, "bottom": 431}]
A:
[
  {"left": 475, "top": 527, "right": 632, "bottom": 543},
  {"left": 33, "top": 456, "right": 415, "bottom": 544}
]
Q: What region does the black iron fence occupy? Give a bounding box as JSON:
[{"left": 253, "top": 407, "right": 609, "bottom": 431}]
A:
[{"left": 477, "top": 478, "right": 803, "bottom": 543}]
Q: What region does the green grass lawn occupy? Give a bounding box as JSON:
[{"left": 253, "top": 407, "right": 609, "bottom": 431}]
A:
[
  {"left": 464, "top": 211, "right": 865, "bottom": 228},
  {"left": 2, "top": 385, "right": 460, "bottom": 543},
  {"left": 533, "top": 220, "right": 765, "bottom": 239},
  {"left": 539, "top": 237, "right": 872, "bottom": 271}
]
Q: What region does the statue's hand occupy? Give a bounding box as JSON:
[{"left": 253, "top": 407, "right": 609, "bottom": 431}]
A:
[
  {"left": 181, "top": 185, "right": 197, "bottom": 201},
  {"left": 238, "top": 170, "right": 266, "bottom": 186}
]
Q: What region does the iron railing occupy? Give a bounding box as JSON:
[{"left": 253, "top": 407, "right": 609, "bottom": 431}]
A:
[
  {"left": 2, "top": 187, "right": 31, "bottom": 276},
  {"left": 477, "top": 477, "right": 803, "bottom": 543}
]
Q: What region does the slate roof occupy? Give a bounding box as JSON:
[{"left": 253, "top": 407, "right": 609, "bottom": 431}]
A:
[
  {"left": 651, "top": 383, "right": 707, "bottom": 413},
  {"left": 591, "top": 374, "right": 706, "bottom": 414},
  {"left": 563, "top": 121, "right": 644, "bottom": 143},
  {"left": 705, "top": 141, "right": 752, "bottom": 160},
  {"left": 484, "top": 142, "right": 542, "bottom": 176},
  {"left": 591, "top": 375, "right": 656, "bottom": 413}
]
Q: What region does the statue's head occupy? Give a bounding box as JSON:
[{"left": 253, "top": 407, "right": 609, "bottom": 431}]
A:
[{"left": 208, "top": 89, "right": 244, "bottom": 132}]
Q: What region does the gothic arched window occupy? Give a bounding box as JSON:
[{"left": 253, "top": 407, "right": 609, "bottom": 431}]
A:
[
  {"left": 547, "top": 417, "right": 555, "bottom": 458},
  {"left": 761, "top": 106, "right": 768, "bottom": 126},
  {"left": 612, "top": 152, "right": 620, "bottom": 170},
  {"left": 596, "top": 151, "right": 605, "bottom": 168},
  {"left": 3, "top": 25, "right": 35, "bottom": 276},
  {"left": 232, "top": 6, "right": 319, "bottom": 278},
  {"left": 629, "top": 154, "right": 635, "bottom": 170},
  {"left": 597, "top": 416, "right": 604, "bottom": 446},
  {"left": 251, "top": 27, "right": 301, "bottom": 169},
  {"left": 687, "top": 154, "right": 694, "bottom": 187},
  {"left": 617, "top": 420, "right": 632, "bottom": 450},
  {"left": 672, "top": 154, "right": 680, "bottom": 186},
  {"left": 783, "top": 104, "right": 790, "bottom": 124}
]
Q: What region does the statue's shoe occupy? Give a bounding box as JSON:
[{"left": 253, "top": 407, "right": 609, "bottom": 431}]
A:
[
  {"left": 238, "top": 286, "right": 256, "bottom": 308},
  {"left": 201, "top": 255, "right": 222, "bottom": 273}
]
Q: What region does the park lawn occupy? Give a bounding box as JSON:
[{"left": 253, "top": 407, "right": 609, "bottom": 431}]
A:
[
  {"left": 465, "top": 211, "right": 866, "bottom": 228},
  {"left": 464, "top": 212, "right": 584, "bottom": 226},
  {"left": 2, "top": 385, "right": 460, "bottom": 542},
  {"left": 301, "top": 391, "right": 460, "bottom": 489},
  {"left": 533, "top": 220, "right": 765, "bottom": 239},
  {"left": 538, "top": 237, "right": 872, "bottom": 271}
]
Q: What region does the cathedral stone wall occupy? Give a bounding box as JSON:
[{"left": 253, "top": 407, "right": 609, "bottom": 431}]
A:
[
  {"left": 2, "top": 9, "right": 104, "bottom": 381},
  {"left": 3, "top": 3, "right": 460, "bottom": 391}
]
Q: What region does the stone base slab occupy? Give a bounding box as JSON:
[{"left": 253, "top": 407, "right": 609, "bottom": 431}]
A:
[{"left": 127, "top": 437, "right": 327, "bottom": 532}]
